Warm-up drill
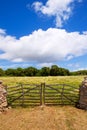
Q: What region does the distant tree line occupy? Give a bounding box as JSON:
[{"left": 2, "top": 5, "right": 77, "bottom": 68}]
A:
[
  {"left": 0, "top": 65, "right": 87, "bottom": 76},
  {"left": 70, "top": 70, "right": 87, "bottom": 76}
]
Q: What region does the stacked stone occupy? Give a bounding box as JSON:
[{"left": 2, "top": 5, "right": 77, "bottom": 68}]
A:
[
  {"left": 0, "top": 81, "right": 7, "bottom": 112},
  {"left": 79, "top": 77, "right": 87, "bottom": 110}
]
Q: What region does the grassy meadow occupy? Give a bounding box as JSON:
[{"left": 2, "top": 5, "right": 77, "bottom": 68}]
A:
[{"left": 0, "top": 75, "right": 84, "bottom": 87}]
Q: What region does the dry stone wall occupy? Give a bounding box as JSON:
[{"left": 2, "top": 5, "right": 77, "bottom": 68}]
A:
[
  {"left": 0, "top": 81, "right": 7, "bottom": 112},
  {"left": 78, "top": 77, "right": 87, "bottom": 110}
]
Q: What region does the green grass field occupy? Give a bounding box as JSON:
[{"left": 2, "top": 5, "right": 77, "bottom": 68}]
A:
[{"left": 1, "top": 76, "right": 84, "bottom": 87}]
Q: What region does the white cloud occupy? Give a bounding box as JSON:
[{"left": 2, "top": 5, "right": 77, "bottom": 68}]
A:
[
  {"left": 83, "top": 31, "right": 87, "bottom": 35},
  {"left": 0, "top": 28, "right": 87, "bottom": 64},
  {"left": 0, "top": 29, "right": 6, "bottom": 35},
  {"left": 32, "top": 0, "right": 81, "bottom": 27},
  {"left": 67, "top": 63, "right": 80, "bottom": 68},
  {"left": 72, "top": 67, "right": 87, "bottom": 72},
  {"left": 0, "top": 63, "right": 31, "bottom": 70},
  {"left": 37, "top": 63, "right": 53, "bottom": 68}
]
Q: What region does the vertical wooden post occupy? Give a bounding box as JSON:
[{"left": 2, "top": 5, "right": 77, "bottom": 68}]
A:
[
  {"left": 40, "top": 83, "right": 42, "bottom": 106},
  {"left": 40, "top": 83, "right": 45, "bottom": 106},
  {"left": 43, "top": 83, "right": 45, "bottom": 105},
  {"left": 61, "top": 84, "right": 64, "bottom": 105},
  {"left": 21, "top": 84, "right": 24, "bottom": 107}
]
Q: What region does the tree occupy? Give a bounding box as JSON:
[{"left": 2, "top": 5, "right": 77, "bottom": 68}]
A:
[
  {"left": 40, "top": 67, "right": 50, "bottom": 76},
  {"left": 59, "top": 68, "right": 70, "bottom": 76},
  {"left": 50, "top": 65, "right": 59, "bottom": 76},
  {"left": 0, "top": 68, "right": 5, "bottom": 76},
  {"left": 24, "top": 67, "right": 38, "bottom": 76},
  {"left": 5, "top": 68, "right": 16, "bottom": 76},
  {"left": 15, "top": 68, "right": 25, "bottom": 76},
  {"left": 70, "top": 70, "right": 87, "bottom": 76}
]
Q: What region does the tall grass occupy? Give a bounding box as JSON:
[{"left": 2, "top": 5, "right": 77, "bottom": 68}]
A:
[{"left": 0, "top": 76, "right": 84, "bottom": 87}]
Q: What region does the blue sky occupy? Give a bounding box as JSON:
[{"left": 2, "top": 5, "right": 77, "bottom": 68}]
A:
[{"left": 0, "top": 0, "right": 87, "bottom": 71}]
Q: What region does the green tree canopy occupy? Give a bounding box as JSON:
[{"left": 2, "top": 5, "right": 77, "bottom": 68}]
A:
[
  {"left": 0, "top": 68, "right": 5, "bottom": 76},
  {"left": 40, "top": 67, "right": 50, "bottom": 76}
]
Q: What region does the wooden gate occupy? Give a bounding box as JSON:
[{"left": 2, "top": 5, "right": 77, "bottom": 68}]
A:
[
  {"left": 7, "top": 83, "right": 79, "bottom": 107},
  {"left": 44, "top": 84, "right": 79, "bottom": 105},
  {"left": 7, "top": 84, "right": 42, "bottom": 107}
]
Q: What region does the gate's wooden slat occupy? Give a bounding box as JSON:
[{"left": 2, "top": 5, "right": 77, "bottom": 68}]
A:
[
  {"left": 45, "top": 98, "right": 62, "bottom": 100},
  {"left": 44, "top": 95, "right": 61, "bottom": 97},
  {"left": 8, "top": 91, "right": 22, "bottom": 95},
  {"left": 45, "top": 99, "right": 78, "bottom": 102},
  {"left": 7, "top": 88, "right": 21, "bottom": 93},
  {"left": 19, "top": 98, "right": 40, "bottom": 100},
  {"left": 24, "top": 87, "right": 40, "bottom": 90},
  {"left": 26, "top": 91, "right": 40, "bottom": 93},
  {"left": 19, "top": 101, "right": 40, "bottom": 103},
  {"left": 45, "top": 103, "right": 75, "bottom": 105},
  {"left": 45, "top": 92, "right": 61, "bottom": 94},
  {"left": 11, "top": 103, "right": 40, "bottom": 106},
  {"left": 7, "top": 85, "right": 21, "bottom": 89},
  {"left": 62, "top": 92, "right": 79, "bottom": 94}
]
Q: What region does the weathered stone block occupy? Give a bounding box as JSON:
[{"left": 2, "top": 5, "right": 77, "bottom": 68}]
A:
[
  {"left": 0, "top": 81, "right": 7, "bottom": 112},
  {"left": 78, "top": 77, "right": 87, "bottom": 110}
]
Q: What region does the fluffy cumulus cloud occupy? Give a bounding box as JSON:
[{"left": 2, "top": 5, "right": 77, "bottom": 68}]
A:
[
  {"left": 0, "top": 29, "right": 6, "bottom": 35},
  {"left": 0, "top": 28, "right": 87, "bottom": 64},
  {"left": 32, "top": 0, "right": 81, "bottom": 27}
]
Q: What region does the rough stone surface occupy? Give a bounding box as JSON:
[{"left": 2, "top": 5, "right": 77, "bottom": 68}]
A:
[
  {"left": 0, "top": 81, "right": 7, "bottom": 112},
  {"left": 79, "top": 77, "right": 87, "bottom": 110}
]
